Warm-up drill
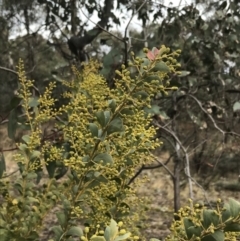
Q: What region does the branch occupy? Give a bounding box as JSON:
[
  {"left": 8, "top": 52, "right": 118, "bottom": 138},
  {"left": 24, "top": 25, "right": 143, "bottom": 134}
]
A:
[
  {"left": 68, "top": 0, "right": 114, "bottom": 60},
  {"left": 1, "top": 169, "right": 20, "bottom": 178},
  {"left": 188, "top": 94, "right": 240, "bottom": 138},
  {"left": 128, "top": 147, "right": 174, "bottom": 185},
  {"left": 0, "top": 66, "right": 39, "bottom": 93},
  {"left": 79, "top": 7, "right": 123, "bottom": 43},
  {"left": 123, "top": 0, "right": 148, "bottom": 64},
  {"left": 154, "top": 120, "right": 193, "bottom": 200},
  {"left": 0, "top": 66, "right": 17, "bottom": 75}
]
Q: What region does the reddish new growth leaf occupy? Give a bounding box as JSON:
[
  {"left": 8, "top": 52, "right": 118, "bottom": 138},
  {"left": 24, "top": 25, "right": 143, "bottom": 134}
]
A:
[{"left": 147, "top": 47, "right": 160, "bottom": 61}]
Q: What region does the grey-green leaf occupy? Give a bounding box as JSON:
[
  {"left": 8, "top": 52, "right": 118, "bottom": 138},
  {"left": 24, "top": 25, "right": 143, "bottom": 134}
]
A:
[
  {"left": 96, "top": 111, "right": 106, "bottom": 127},
  {"left": 107, "top": 117, "right": 124, "bottom": 135},
  {"left": 152, "top": 61, "right": 170, "bottom": 73},
  {"left": 66, "top": 226, "right": 83, "bottom": 237},
  {"left": 22, "top": 135, "right": 30, "bottom": 144},
  {"left": 94, "top": 153, "right": 113, "bottom": 165},
  {"left": 89, "top": 123, "right": 99, "bottom": 137},
  {"left": 144, "top": 105, "right": 161, "bottom": 115},
  {"left": 105, "top": 219, "right": 118, "bottom": 241},
  {"left": 91, "top": 236, "right": 106, "bottom": 241},
  {"left": 229, "top": 198, "right": 240, "bottom": 218},
  {"left": 178, "top": 71, "right": 190, "bottom": 77},
  {"left": 202, "top": 230, "right": 224, "bottom": 241},
  {"left": 52, "top": 226, "right": 63, "bottom": 240},
  {"left": 28, "top": 97, "right": 39, "bottom": 107},
  {"left": 108, "top": 99, "right": 117, "bottom": 112},
  {"left": 114, "top": 233, "right": 131, "bottom": 241},
  {"left": 56, "top": 212, "right": 67, "bottom": 227},
  {"left": 104, "top": 111, "right": 111, "bottom": 124}
]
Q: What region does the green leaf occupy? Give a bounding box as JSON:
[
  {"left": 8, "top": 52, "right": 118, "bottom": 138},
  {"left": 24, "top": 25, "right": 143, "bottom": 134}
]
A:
[
  {"left": 102, "top": 48, "right": 122, "bottom": 67},
  {"left": 202, "top": 210, "right": 220, "bottom": 229},
  {"left": 202, "top": 230, "right": 224, "bottom": 241},
  {"left": 56, "top": 212, "right": 67, "bottom": 227},
  {"left": 26, "top": 172, "right": 38, "bottom": 179},
  {"left": 94, "top": 171, "right": 101, "bottom": 177},
  {"left": 72, "top": 185, "right": 78, "bottom": 194},
  {"left": 224, "top": 223, "right": 240, "bottom": 232},
  {"left": 22, "top": 135, "right": 30, "bottom": 144},
  {"left": 98, "top": 129, "right": 107, "bottom": 141},
  {"left": 91, "top": 236, "right": 106, "bottom": 241},
  {"left": 104, "top": 111, "right": 111, "bottom": 124},
  {"left": 26, "top": 197, "right": 40, "bottom": 204},
  {"left": 26, "top": 231, "right": 39, "bottom": 239},
  {"left": 14, "top": 182, "right": 23, "bottom": 194},
  {"left": 133, "top": 91, "right": 149, "bottom": 99},
  {"left": 152, "top": 61, "right": 170, "bottom": 73},
  {"left": 66, "top": 226, "right": 83, "bottom": 237},
  {"left": 96, "top": 111, "right": 106, "bottom": 127},
  {"left": 228, "top": 198, "right": 240, "bottom": 218},
  {"left": 18, "top": 143, "right": 28, "bottom": 151},
  {"left": 178, "top": 71, "right": 190, "bottom": 77},
  {"left": 89, "top": 123, "right": 99, "bottom": 137},
  {"left": 0, "top": 153, "right": 6, "bottom": 178},
  {"left": 45, "top": 160, "right": 57, "bottom": 178},
  {"left": 221, "top": 204, "right": 231, "bottom": 223},
  {"left": 30, "top": 150, "right": 41, "bottom": 160},
  {"left": 120, "top": 108, "right": 134, "bottom": 116},
  {"left": 8, "top": 96, "right": 22, "bottom": 110},
  {"left": 144, "top": 75, "right": 161, "bottom": 83},
  {"left": 52, "top": 226, "right": 64, "bottom": 240},
  {"left": 104, "top": 219, "right": 118, "bottom": 241},
  {"left": 144, "top": 105, "right": 161, "bottom": 115},
  {"left": 108, "top": 99, "right": 117, "bottom": 112},
  {"left": 66, "top": 238, "right": 75, "bottom": 241},
  {"left": 94, "top": 153, "right": 113, "bottom": 165},
  {"left": 183, "top": 218, "right": 195, "bottom": 239},
  {"left": 8, "top": 109, "right": 18, "bottom": 139},
  {"left": 107, "top": 117, "right": 124, "bottom": 135},
  {"left": 233, "top": 101, "right": 240, "bottom": 112},
  {"left": 114, "top": 233, "right": 131, "bottom": 241},
  {"left": 0, "top": 229, "right": 10, "bottom": 241},
  {"left": 187, "top": 226, "right": 202, "bottom": 238},
  {"left": 28, "top": 97, "right": 39, "bottom": 107}
]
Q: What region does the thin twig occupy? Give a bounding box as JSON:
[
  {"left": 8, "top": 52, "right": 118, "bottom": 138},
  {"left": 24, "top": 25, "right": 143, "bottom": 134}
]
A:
[
  {"left": 188, "top": 94, "right": 240, "bottom": 138},
  {"left": 155, "top": 157, "right": 174, "bottom": 177},
  {"left": 79, "top": 8, "right": 124, "bottom": 42},
  {"left": 2, "top": 169, "right": 20, "bottom": 178},
  {"left": 124, "top": 0, "right": 148, "bottom": 64},
  {"left": 0, "top": 65, "right": 39, "bottom": 93}
]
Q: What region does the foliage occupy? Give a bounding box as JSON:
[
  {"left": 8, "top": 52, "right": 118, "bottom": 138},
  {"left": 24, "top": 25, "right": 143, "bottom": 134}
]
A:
[
  {"left": 2, "top": 0, "right": 240, "bottom": 238},
  {"left": 0, "top": 46, "right": 180, "bottom": 240},
  {"left": 166, "top": 198, "right": 240, "bottom": 241},
  {"left": 130, "top": 0, "right": 240, "bottom": 178}
]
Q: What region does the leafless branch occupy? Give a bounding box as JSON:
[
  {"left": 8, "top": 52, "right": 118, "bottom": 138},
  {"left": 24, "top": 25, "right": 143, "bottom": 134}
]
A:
[
  {"left": 188, "top": 94, "right": 240, "bottom": 138},
  {"left": 1, "top": 169, "right": 20, "bottom": 178},
  {"left": 79, "top": 8, "right": 124, "bottom": 43},
  {"left": 154, "top": 120, "right": 193, "bottom": 200},
  {"left": 0, "top": 66, "right": 39, "bottom": 93}
]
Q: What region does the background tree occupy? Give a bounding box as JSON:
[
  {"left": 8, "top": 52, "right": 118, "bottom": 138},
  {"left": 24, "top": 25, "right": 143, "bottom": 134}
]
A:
[{"left": 1, "top": 0, "right": 240, "bottom": 214}]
